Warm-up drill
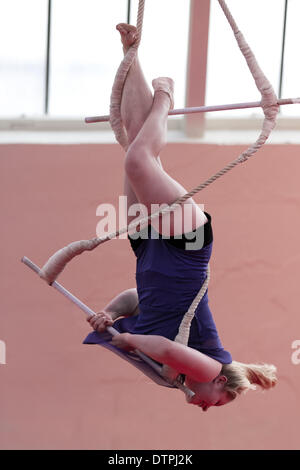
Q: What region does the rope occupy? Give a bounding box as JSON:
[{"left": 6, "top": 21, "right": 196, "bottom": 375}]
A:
[
  {"left": 175, "top": 264, "right": 211, "bottom": 346},
  {"left": 109, "top": 0, "right": 145, "bottom": 150},
  {"left": 38, "top": 139, "right": 266, "bottom": 286},
  {"left": 161, "top": 264, "right": 210, "bottom": 382},
  {"left": 217, "top": 0, "right": 279, "bottom": 163}
]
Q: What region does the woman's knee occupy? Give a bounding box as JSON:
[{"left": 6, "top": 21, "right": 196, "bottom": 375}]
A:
[{"left": 125, "top": 141, "right": 151, "bottom": 180}]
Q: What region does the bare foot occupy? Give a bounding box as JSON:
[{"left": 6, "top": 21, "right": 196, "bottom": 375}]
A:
[
  {"left": 152, "top": 77, "right": 175, "bottom": 110},
  {"left": 116, "top": 23, "right": 138, "bottom": 53}
]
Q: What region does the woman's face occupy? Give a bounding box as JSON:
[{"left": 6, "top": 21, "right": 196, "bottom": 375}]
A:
[{"left": 185, "top": 375, "right": 232, "bottom": 411}]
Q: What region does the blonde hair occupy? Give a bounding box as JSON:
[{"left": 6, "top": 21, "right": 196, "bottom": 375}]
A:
[{"left": 221, "top": 361, "right": 278, "bottom": 400}]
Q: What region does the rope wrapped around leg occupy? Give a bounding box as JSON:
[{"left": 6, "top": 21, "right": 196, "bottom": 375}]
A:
[{"left": 109, "top": 0, "right": 145, "bottom": 150}]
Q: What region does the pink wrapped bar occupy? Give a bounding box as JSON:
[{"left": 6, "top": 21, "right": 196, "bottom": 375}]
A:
[{"left": 85, "top": 97, "right": 300, "bottom": 124}]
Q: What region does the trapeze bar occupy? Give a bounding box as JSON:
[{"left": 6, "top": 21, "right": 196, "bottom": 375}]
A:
[
  {"left": 21, "top": 256, "right": 195, "bottom": 397},
  {"left": 85, "top": 97, "right": 300, "bottom": 124},
  {"left": 21, "top": 257, "right": 161, "bottom": 364},
  {"left": 22, "top": 257, "right": 100, "bottom": 319}
]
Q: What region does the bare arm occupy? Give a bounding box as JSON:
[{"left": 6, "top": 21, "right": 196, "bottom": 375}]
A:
[
  {"left": 112, "top": 333, "right": 222, "bottom": 383},
  {"left": 103, "top": 288, "right": 139, "bottom": 320},
  {"left": 87, "top": 288, "right": 139, "bottom": 332}
]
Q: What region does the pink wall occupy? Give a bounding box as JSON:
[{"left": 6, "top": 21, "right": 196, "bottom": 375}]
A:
[
  {"left": 1, "top": 141, "right": 300, "bottom": 450},
  {"left": 185, "top": 0, "right": 210, "bottom": 137}
]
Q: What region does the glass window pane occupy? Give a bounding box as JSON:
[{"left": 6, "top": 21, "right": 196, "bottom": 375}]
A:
[
  {"left": 0, "top": 0, "right": 47, "bottom": 116},
  {"left": 49, "top": 0, "right": 127, "bottom": 116},
  {"left": 130, "top": 0, "right": 190, "bottom": 110},
  {"left": 50, "top": 0, "right": 189, "bottom": 117},
  {"left": 206, "top": 0, "right": 285, "bottom": 118},
  {"left": 281, "top": 0, "right": 300, "bottom": 116}
]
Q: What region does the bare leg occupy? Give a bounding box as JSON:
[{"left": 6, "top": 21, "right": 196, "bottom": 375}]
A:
[
  {"left": 125, "top": 88, "right": 206, "bottom": 236},
  {"left": 117, "top": 24, "right": 163, "bottom": 227},
  {"left": 118, "top": 24, "right": 206, "bottom": 236}
]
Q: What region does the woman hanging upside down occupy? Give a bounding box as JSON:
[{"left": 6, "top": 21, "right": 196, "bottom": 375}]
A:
[{"left": 86, "top": 24, "right": 277, "bottom": 411}]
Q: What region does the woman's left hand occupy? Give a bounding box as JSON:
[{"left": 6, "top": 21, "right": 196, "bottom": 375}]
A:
[
  {"left": 110, "top": 333, "right": 134, "bottom": 352},
  {"left": 86, "top": 311, "right": 114, "bottom": 332}
]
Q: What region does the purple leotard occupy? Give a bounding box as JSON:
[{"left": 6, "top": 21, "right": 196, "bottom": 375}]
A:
[{"left": 112, "top": 213, "right": 232, "bottom": 364}]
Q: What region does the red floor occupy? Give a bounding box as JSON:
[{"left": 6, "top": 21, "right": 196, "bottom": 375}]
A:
[{"left": 1, "top": 142, "right": 300, "bottom": 449}]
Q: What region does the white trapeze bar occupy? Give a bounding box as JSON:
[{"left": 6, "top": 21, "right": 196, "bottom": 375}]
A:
[
  {"left": 85, "top": 97, "right": 300, "bottom": 124},
  {"left": 21, "top": 256, "right": 194, "bottom": 399}
]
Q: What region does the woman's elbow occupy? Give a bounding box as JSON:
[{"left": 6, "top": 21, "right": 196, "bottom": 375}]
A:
[{"left": 158, "top": 337, "right": 174, "bottom": 363}]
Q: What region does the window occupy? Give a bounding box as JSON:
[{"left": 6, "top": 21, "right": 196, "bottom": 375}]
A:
[
  {"left": 280, "top": 0, "right": 300, "bottom": 116},
  {"left": 0, "top": 0, "right": 48, "bottom": 116},
  {"left": 206, "top": 0, "right": 300, "bottom": 118},
  {"left": 129, "top": 0, "right": 190, "bottom": 113},
  {"left": 49, "top": 0, "right": 127, "bottom": 116},
  {"left": 0, "top": 0, "right": 190, "bottom": 119}
]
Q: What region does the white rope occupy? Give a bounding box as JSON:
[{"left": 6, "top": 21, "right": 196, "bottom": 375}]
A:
[
  {"left": 109, "top": 0, "right": 145, "bottom": 150},
  {"left": 217, "top": 0, "right": 279, "bottom": 163},
  {"left": 161, "top": 0, "right": 280, "bottom": 381},
  {"left": 162, "top": 264, "right": 210, "bottom": 382}
]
